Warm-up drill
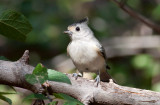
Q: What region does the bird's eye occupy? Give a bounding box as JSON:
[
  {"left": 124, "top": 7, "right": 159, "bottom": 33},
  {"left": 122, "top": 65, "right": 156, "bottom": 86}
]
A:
[{"left": 75, "top": 27, "right": 80, "bottom": 31}]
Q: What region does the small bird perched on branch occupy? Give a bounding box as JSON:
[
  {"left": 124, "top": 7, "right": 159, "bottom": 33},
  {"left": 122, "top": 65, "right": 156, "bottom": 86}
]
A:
[{"left": 64, "top": 17, "right": 114, "bottom": 86}]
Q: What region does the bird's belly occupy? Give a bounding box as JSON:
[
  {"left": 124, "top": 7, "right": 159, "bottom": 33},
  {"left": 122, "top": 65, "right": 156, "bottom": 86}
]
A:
[
  {"left": 68, "top": 42, "right": 105, "bottom": 72},
  {"left": 75, "top": 55, "right": 105, "bottom": 73}
]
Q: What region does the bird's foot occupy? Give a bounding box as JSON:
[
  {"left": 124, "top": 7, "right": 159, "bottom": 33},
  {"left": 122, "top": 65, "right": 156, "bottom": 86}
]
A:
[
  {"left": 94, "top": 75, "right": 100, "bottom": 87},
  {"left": 72, "top": 73, "right": 82, "bottom": 80}
]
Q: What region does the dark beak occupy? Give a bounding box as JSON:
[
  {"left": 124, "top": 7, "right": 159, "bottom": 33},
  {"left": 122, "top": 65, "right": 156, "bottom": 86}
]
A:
[{"left": 64, "top": 30, "right": 72, "bottom": 35}]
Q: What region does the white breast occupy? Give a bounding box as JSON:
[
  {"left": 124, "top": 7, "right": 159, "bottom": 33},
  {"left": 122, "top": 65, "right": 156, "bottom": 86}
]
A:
[
  {"left": 68, "top": 40, "right": 97, "bottom": 63},
  {"left": 67, "top": 40, "right": 105, "bottom": 72}
]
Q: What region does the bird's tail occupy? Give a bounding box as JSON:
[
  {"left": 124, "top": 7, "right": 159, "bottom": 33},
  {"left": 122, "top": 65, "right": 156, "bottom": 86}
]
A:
[{"left": 100, "top": 68, "right": 116, "bottom": 83}]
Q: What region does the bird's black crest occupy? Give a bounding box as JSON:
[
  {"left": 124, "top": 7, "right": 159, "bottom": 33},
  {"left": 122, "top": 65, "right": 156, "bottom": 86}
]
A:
[{"left": 76, "top": 17, "right": 88, "bottom": 24}]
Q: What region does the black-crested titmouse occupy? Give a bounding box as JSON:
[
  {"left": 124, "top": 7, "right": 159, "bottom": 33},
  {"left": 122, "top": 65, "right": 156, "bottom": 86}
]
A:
[{"left": 64, "top": 17, "right": 113, "bottom": 85}]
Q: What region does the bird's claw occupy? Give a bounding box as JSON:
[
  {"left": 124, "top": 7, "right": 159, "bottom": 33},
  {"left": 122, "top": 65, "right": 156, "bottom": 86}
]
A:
[
  {"left": 94, "top": 75, "right": 100, "bottom": 87},
  {"left": 72, "top": 73, "right": 82, "bottom": 80}
]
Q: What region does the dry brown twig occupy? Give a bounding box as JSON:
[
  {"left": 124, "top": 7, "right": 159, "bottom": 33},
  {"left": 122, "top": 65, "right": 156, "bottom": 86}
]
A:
[{"left": 110, "top": 0, "right": 160, "bottom": 33}]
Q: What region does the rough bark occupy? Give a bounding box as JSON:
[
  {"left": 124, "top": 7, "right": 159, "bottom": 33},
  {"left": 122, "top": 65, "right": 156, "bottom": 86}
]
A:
[{"left": 0, "top": 50, "right": 160, "bottom": 105}]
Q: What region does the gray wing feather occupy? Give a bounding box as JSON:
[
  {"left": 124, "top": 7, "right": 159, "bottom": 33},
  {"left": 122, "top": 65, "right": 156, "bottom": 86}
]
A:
[
  {"left": 99, "top": 46, "right": 110, "bottom": 70},
  {"left": 94, "top": 39, "right": 110, "bottom": 70}
]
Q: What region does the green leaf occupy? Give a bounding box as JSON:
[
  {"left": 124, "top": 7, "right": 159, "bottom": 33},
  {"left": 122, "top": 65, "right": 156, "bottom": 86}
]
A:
[
  {"left": 33, "top": 63, "right": 47, "bottom": 75},
  {"left": 23, "top": 93, "right": 47, "bottom": 102},
  {"left": 48, "top": 101, "right": 58, "bottom": 105},
  {"left": 33, "top": 63, "right": 48, "bottom": 84},
  {"left": 8, "top": 86, "right": 17, "bottom": 93},
  {"left": 0, "top": 85, "right": 17, "bottom": 93},
  {"left": 53, "top": 93, "right": 76, "bottom": 100},
  {"left": 48, "top": 69, "right": 71, "bottom": 84},
  {"left": 25, "top": 74, "right": 38, "bottom": 85},
  {"left": 53, "top": 93, "right": 83, "bottom": 105},
  {"left": 0, "top": 10, "right": 32, "bottom": 41},
  {"left": 0, "top": 86, "right": 16, "bottom": 95},
  {"left": 0, "top": 95, "right": 12, "bottom": 105},
  {"left": 25, "top": 64, "right": 71, "bottom": 85},
  {"left": 25, "top": 63, "right": 48, "bottom": 84}
]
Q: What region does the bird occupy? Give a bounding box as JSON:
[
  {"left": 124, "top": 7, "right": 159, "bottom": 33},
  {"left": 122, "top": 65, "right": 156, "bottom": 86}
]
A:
[{"left": 64, "top": 17, "right": 113, "bottom": 86}]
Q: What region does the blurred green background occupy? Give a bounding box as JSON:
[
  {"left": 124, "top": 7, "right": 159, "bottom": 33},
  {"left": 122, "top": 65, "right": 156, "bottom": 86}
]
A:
[{"left": 0, "top": 0, "right": 160, "bottom": 104}]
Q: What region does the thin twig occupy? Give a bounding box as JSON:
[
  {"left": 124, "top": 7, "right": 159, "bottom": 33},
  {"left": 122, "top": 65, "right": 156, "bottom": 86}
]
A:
[{"left": 110, "top": 0, "right": 160, "bottom": 33}]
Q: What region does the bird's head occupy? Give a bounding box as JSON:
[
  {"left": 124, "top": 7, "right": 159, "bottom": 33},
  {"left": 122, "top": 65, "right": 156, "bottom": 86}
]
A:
[{"left": 64, "top": 17, "right": 93, "bottom": 40}]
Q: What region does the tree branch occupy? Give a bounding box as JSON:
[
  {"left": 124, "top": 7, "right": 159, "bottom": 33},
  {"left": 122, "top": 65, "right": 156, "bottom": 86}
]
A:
[
  {"left": 102, "top": 35, "right": 160, "bottom": 58},
  {"left": 110, "top": 0, "right": 160, "bottom": 33},
  {"left": 0, "top": 50, "right": 160, "bottom": 105}
]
